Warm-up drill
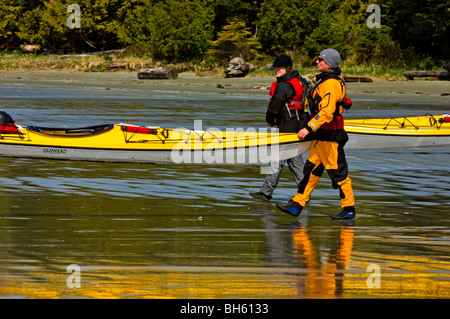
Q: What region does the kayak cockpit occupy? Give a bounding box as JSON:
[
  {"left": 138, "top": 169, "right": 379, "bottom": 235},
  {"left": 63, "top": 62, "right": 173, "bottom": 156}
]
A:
[{"left": 27, "top": 124, "right": 114, "bottom": 137}]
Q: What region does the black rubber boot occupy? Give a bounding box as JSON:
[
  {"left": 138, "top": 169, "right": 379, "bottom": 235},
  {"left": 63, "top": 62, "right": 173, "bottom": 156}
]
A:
[
  {"left": 249, "top": 191, "right": 272, "bottom": 201},
  {"left": 332, "top": 206, "right": 356, "bottom": 219},
  {"left": 276, "top": 201, "right": 303, "bottom": 217}
]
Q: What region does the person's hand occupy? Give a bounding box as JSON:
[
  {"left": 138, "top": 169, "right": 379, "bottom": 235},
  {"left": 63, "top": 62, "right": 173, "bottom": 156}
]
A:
[
  {"left": 266, "top": 122, "right": 274, "bottom": 127},
  {"left": 297, "top": 128, "right": 309, "bottom": 140}
]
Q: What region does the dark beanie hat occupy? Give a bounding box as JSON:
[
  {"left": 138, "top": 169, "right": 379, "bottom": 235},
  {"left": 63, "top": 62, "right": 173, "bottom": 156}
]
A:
[{"left": 272, "top": 55, "right": 292, "bottom": 68}]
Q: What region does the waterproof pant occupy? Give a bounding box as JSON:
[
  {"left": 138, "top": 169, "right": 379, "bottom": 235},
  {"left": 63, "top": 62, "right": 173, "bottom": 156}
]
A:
[
  {"left": 260, "top": 154, "right": 304, "bottom": 196},
  {"left": 292, "top": 140, "right": 355, "bottom": 208}
]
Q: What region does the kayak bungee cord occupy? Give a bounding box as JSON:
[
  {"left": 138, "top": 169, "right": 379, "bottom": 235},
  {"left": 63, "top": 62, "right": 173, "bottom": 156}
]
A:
[
  {"left": 189, "top": 129, "right": 224, "bottom": 144},
  {"left": 383, "top": 117, "right": 419, "bottom": 130},
  {"left": 428, "top": 113, "right": 450, "bottom": 129},
  {"left": 382, "top": 114, "right": 450, "bottom": 131},
  {"left": 0, "top": 123, "right": 25, "bottom": 140},
  {"left": 121, "top": 125, "right": 170, "bottom": 144}
]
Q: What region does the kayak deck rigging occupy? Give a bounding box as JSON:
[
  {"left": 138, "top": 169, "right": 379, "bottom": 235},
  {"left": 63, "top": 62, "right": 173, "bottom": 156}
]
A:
[
  {"left": 345, "top": 114, "right": 450, "bottom": 133},
  {"left": 120, "top": 125, "right": 169, "bottom": 144},
  {"left": 379, "top": 114, "right": 448, "bottom": 130},
  {"left": 0, "top": 124, "right": 25, "bottom": 140},
  {"left": 383, "top": 116, "right": 420, "bottom": 130},
  {"left": 121, "top": 125, "right": 228, "bottom": 145}
]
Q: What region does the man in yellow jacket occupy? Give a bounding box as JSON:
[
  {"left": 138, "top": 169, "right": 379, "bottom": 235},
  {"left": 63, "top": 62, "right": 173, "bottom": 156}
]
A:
[{"left": 276, "top": 48, "right": 356, "bottom": 219}]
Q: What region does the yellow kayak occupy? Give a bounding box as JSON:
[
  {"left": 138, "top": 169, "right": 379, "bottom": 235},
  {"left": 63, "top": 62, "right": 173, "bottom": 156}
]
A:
[
  {"left": 344, "top": 114, "right": 450, "bottom": 149},
  {"left": 0, "top": 123, "right": 310, "bottom": 164},
  {"left": 1, "top": 114, "right": 448, "bottom": 163}
]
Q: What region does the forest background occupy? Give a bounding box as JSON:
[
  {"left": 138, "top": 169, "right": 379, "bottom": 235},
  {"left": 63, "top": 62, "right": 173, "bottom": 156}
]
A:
[{"left": 0, "top": 0, "right": 449, "bottom": 78}]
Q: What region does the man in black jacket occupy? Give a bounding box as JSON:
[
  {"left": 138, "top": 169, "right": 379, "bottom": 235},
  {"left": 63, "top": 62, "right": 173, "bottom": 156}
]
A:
[{"left": 250, "top": 55, "right": 309, "bottom": 201}]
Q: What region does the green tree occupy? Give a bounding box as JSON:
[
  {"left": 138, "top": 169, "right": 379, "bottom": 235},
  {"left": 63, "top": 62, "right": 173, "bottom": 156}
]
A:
[
  {"left": 146, "top": 0, "right": 215, "bottom": 62},
  {"left": 112, "top": 0, "right": 153, "bottom": 47},
  {"left": 332, "top": 0, "right": 400, "bottom": 64},
  {"left": 0, "top": 0, "right": 44, "bottom": 49},
  {"left": 1, "top": 0, "right": 447, "bottom": 65},
  {"left": 257, "top": 0, "right": 321, "bottom": 54},
  {"left": 379, "top": 0, "right": 449, "bottom": 60},
  {"left": 38, "top": 0, "right": 132, "bottom": 52},
  {"left": 1, "top": 0, "right": 152, "bottom": 53},
  {"left": 208, "top": 18, "right": 263, "bottom": 64},
  {"left": 302, "top": 12, "right": 346, "bottom": 63},
  {"left": 207, "top": 0, "right": 252, "bottom": 32},
  {"left": 286, "top": 0, "right": 400, "bottom": 65}
]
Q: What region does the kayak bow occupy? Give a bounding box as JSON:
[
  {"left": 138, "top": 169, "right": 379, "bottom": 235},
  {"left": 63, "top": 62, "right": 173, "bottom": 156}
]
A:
[{"left": 344, "top": 114, "right": 450, "bottom": 149}]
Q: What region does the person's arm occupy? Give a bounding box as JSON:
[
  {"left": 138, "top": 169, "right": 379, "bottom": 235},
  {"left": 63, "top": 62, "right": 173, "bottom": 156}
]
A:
[{"left": 265, "top": 82, "right": 293, "bottom": 126}]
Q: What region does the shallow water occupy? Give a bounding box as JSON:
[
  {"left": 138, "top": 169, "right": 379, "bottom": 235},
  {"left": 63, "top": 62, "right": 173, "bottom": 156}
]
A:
[{"left": 0, "top": 79, "right": 449, "bottom": 299}]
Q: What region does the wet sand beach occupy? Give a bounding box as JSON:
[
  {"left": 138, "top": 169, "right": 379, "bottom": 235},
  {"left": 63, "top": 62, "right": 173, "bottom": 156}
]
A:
[
  {"left": 0, "top": 70, "right": 449, "bottom": 300},
  {"left": 1, "top": 69, "right": 450, "bottom": 102}
]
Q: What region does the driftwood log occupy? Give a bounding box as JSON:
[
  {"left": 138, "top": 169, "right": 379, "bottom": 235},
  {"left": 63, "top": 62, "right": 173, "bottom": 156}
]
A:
[
  {"left": 404, "top": 71, "right": 450, "bottom": 81},
  {"left": 345, "top": 76, "right": 373, "bottom": 83},
  {"left": 106, "top": 62, "right": 127, "bottom": 70},
  {"left": 137, "top": 68, "right": 178, "bottom": 80}
]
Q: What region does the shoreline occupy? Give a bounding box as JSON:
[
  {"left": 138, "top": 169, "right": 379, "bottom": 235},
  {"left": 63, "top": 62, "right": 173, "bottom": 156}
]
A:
[{"left": 1, "top": 70, "right": 449, "bottom": 104}]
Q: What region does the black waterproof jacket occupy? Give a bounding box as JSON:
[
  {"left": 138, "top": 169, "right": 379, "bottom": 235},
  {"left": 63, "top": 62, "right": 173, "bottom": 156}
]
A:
[{"left": 265, "top": 70, "right": 309, "bottom": 133}]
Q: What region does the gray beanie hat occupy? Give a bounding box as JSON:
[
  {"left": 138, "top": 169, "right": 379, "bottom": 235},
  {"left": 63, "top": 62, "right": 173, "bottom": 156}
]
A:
[{"left": 320, "top": 48, "right": 340, "bottom": 69}]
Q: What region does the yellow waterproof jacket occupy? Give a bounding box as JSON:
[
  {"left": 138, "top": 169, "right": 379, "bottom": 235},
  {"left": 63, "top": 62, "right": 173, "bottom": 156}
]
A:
[{"left": 307, "top": 71, "right": 346, "bottom": 132}]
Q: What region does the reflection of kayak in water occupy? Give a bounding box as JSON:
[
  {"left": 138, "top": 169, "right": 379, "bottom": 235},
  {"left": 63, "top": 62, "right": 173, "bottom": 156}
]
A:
[
  {"left": 344, "top": 114, "right": 450, "bottom": 149},
  {"left": 0, "top": 120, "right": 310, "bottom": 164}
]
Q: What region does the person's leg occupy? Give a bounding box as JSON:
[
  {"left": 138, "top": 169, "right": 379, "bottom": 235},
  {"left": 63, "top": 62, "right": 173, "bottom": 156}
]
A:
[
  {"left": 291, "top": 142, "right": 324, "bottom": 207},
  {"left": 286, "top": 154, "right": 305, "bottom": 188},
  {"left": 250, "top": 160, "right": 285, "bottom": 200},
  {"left": 276, "top": 142, "right": 323, "bottom": 216},
  {"left": 319, "top": 142, "right": 356, "bottom": 219}
]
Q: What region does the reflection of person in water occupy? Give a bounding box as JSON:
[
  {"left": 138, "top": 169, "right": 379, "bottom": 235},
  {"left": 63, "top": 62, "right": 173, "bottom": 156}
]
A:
[{"left": 292, "top": 225, "right": 354, "bottom": 298}]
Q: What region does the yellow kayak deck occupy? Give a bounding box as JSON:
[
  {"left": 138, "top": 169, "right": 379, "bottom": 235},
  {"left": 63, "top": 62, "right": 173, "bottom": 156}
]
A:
[
  {"left": 0, "top": 123, "right": 308, "bottom": 164},
  {"left": 344, "top": 114, "right": 450, "bottom": 149},
  {"left": 344, "top": 114, "right": 450, "bottom": 136},
  {"left": 2, "top": 124, "right": 301, "bottom": 150},
  {"left": 0, "top": 114, "right": 448, "bottom": 162}
]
